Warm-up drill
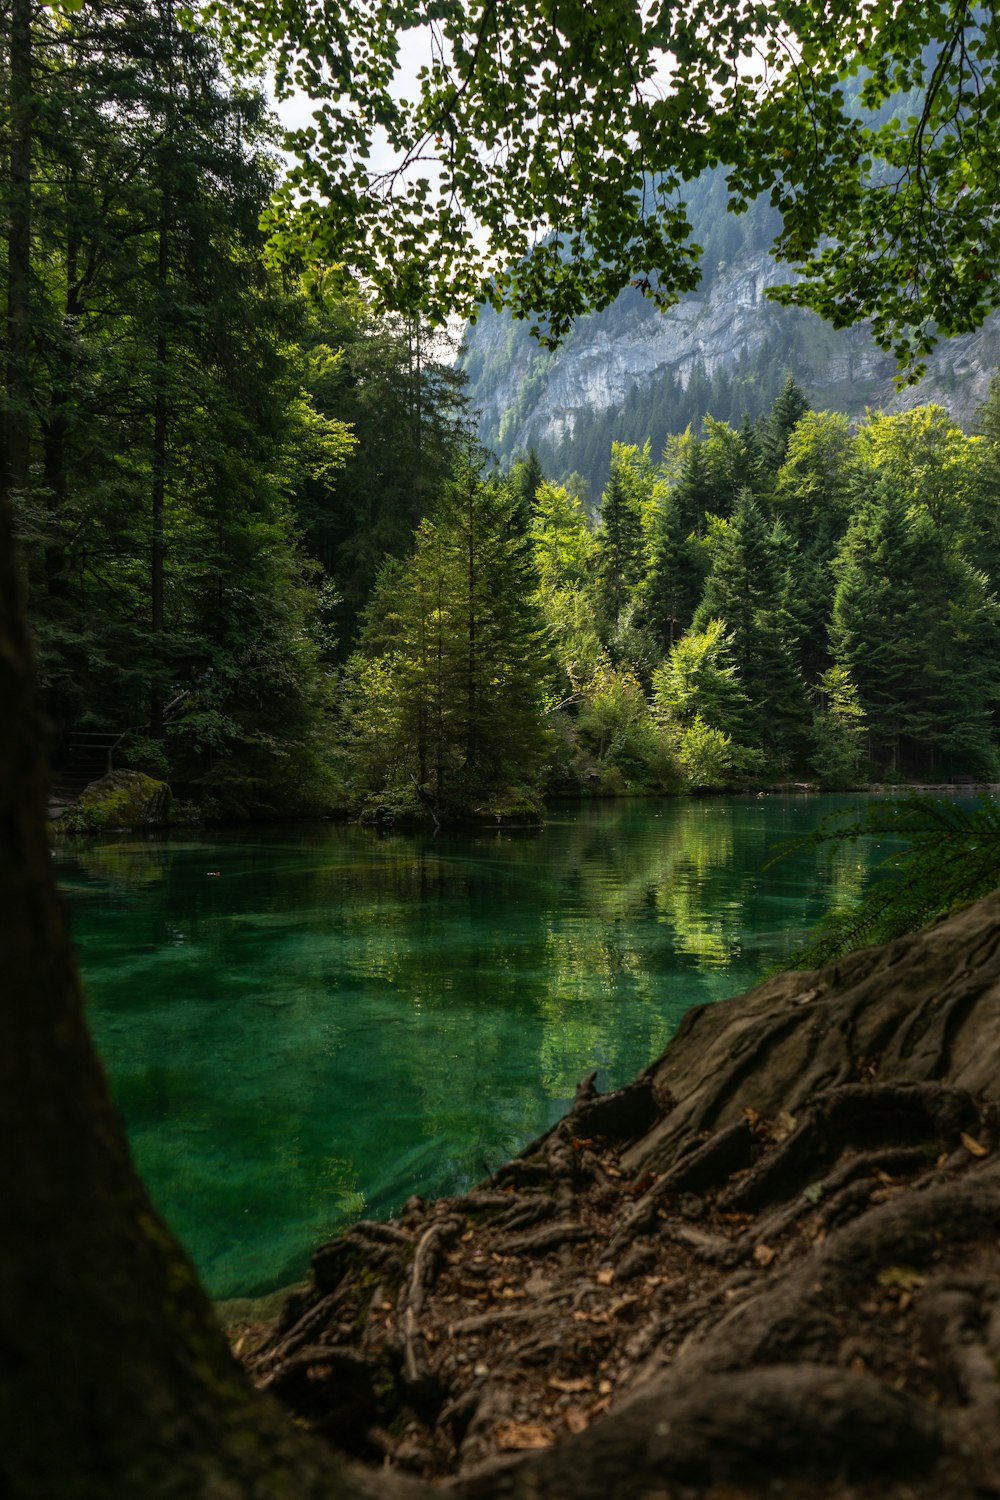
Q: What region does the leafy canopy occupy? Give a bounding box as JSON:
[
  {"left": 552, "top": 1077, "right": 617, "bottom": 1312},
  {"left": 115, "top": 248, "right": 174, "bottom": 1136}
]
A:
[{"left": 205, "top": 0, "right": 1000, "bottom": 363}]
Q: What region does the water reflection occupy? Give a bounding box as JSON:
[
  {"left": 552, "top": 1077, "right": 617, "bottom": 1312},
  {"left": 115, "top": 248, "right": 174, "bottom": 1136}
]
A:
[{"left": 59, "top": 794, "right": 876, "bottom": 1297}]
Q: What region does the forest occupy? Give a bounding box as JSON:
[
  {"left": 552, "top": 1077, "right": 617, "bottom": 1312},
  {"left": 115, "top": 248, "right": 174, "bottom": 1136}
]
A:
[
  {"left": 6, "top": 2, "right": 1000, "bottom": 1499},
  {"left": 16, "top": 5, "right": 1000, "bottom": 831}
]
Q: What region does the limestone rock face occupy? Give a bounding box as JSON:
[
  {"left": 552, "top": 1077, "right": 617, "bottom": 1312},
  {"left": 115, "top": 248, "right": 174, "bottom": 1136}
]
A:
[
  {"left": 463, "top": 248, "right": 1000, "bottom": 461},
  {"left": 64, "top": 769, "right": 171, "bottom": 831}
]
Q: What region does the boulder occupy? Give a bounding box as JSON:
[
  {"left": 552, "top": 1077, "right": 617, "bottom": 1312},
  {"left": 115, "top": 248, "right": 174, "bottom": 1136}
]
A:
[{"left": 62, "top": 769, "right": 171, "bottom": 832}]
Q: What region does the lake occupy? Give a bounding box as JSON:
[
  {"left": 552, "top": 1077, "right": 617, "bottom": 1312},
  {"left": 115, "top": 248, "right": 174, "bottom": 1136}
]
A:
[{"left": 60, "top": 794, "right": 880, "bottom": 1298}]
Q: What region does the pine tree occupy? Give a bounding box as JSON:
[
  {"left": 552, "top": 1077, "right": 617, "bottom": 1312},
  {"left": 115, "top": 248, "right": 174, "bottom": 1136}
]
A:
[
  {"left": 760, "top": 375, "right": 811, "bottom": 473},
  {"left": 693, "top": 489, "right": 810, "bottom": 767},
  {"left": 644, "top": 489, "right": 704, "bottom": 649},
  {"left": 594, "top": 460, "right": 645, "bottom": 627},
  {"left": 345, "top": 451, "right": 553, "bottom": 818},
  {"left": 830, "top": 479, "right": 1000, "bottom": 778}
]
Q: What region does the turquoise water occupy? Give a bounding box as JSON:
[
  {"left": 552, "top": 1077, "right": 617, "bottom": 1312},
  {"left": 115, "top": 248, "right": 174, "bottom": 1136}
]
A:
[{"left": 60, "top": 795, "right": 878, "bottom": 1298}]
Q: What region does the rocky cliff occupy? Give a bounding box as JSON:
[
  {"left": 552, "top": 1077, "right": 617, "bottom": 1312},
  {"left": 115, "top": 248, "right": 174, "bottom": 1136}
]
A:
[{"left": 462, "top": 244, "right": 1000, "bottom": 478}]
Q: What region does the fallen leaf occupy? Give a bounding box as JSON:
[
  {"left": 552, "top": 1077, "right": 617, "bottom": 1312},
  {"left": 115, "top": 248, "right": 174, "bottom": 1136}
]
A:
[
  {"left": 494, "top": 1422, "right": 554, "bottom": 1451},
  {"left": 548, "top": 1377, "right": 592, "bottom": 1394},
  {"left": 754, "top": 1243, "right": 776, "bottom": 1266},
  {"left": 596, "top": 1268, "right": 615, "bottom": 1286},
  {"left": 961, "top": 1132, "right": 989, "bottom": 1158},
  {"left": 564, "top": 1409, "right": 588, "bottom": 1435},
  {"left": 609, "top": 1295, "right": 639, "bottom": 1318},
  {"left": 877, "top": 1265, "right": 926, "bottom": 1290},
  {"left": 461, "top": 1230, "right": 474, "bottom": 1243}
]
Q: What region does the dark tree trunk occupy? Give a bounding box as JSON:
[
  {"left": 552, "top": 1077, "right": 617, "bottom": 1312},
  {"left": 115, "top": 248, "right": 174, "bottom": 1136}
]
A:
[
  {"left": 5, "top": 0, "right": 32, "bottom": 496},
  {"left": 0, "top": 497, "right": 414, "bottom": 1497},
  {"left": 41, "top": 228, "right": 81, "bottom": 597},
  {"left": 149, "top": 212, "right": 168, "bottom": 739}
]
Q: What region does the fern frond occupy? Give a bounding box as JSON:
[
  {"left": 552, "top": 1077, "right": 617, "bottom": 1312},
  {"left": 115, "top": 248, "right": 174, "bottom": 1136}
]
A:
[{"left": 772, "top": 794, "right": 1000, "bottom": 968}]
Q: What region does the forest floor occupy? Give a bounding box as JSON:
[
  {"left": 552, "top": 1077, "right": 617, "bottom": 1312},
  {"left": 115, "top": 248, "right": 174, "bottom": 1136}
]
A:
[{"left": 234, "top": 892, "right": 1000, "bottom": 1499}]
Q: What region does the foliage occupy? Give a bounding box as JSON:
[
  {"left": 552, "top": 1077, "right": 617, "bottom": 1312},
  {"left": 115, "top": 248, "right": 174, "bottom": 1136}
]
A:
[
  {"left": 5, "top": 0, "right": 353, "bottom": 816},
  {"left": 341, "top": 449, "right": 553, "bottom": 820},
  {"left": 674, "top": 715, "right": 764, "bottom": 792},
  {"left": 214, "top": 0, "right": 1000, "bottom": 369},
  {"left": 810, "top": 665, "right": 868, "bottom": 789},
  {"left": 778, "top": 795, "right": 1000, "bottom": 967},
  {"left": 574, "top": 660, "right": 678, "bottom": 793}
]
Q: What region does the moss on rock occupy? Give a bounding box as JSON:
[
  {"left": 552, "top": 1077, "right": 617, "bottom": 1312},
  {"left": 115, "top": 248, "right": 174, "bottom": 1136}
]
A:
[{"left": 61, "top": 770, "right": 172, "bottom": 832}]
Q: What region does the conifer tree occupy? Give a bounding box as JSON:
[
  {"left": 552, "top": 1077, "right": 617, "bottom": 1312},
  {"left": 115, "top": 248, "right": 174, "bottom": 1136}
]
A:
[
  {"left": 693, "top": 489, "right": 810, "bottom": 767},
  {"left": 830, "top": 479, "right": 1000, "bottom": 778},
  {"left": 644, "top": 489, "right": 704, "bottom": 650},
  {"left": 594, "top": 457, "right": 645, "bottom": 627},
  {"left": 345, "top": 451, "right": 553, "bottom": 817},
  {"left": 670, "top": 434, "right": 715, "bottom": 534},
  {"left": 511, "top": 448, "right": 545, "bottom": 530},
  {"left": 761, "top": 376, "right": 811, "bottom": 473}
]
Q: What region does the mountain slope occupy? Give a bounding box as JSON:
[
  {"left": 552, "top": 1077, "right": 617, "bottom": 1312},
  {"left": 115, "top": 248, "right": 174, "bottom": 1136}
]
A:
[{"left": 462, "top": 210, "right": 1000, "bottom": 500}]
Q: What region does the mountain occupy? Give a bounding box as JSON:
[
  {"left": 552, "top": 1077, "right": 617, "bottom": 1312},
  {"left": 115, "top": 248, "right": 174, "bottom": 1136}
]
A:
[{"left": 460, "top": 176, "right": 1000, "bottom": 502}]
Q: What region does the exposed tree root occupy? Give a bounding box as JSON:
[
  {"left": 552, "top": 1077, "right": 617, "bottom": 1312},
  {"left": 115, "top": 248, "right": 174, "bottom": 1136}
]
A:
[{"left": 242, "top": 890, "right": 1000, "bottom": 1499}]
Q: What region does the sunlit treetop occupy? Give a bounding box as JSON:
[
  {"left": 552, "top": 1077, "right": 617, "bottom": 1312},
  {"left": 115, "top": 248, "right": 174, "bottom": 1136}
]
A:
[{"left": 201, "top": 0, "right": 1000, "bottom": 367}]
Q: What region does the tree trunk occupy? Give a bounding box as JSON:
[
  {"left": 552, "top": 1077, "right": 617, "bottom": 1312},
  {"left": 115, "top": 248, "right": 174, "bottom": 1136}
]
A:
[
  {"left": 5, "top": 0, "right": 32, "bottom": 496},
  {"left": 41, "top": 227, "right": 81, "bottom": 597},
  {"left": 149, "top": 212, "right": 168, "bottom": 739},
  {"left": 0, "top": 491, "right": 415, "bottom": 1498}
]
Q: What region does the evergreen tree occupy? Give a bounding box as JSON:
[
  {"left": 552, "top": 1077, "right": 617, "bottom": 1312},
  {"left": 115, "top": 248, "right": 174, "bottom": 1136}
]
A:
[
  {"left": 693, "top": 489, "right": 810, "bottom": 767},
  {"left": 644, "top": 489, "right": 703, "bottom": 649},
  {"left": 830, "top": 479, "right": 1000, "bottom": 778},
  {"left": 5, "top": 0, "right": 352, "bottom": 812},
  {"left": 345, "top": 452, "right": 553, "bottom": 818},
  {"left": 669, "top": 434, "right": 715, "bottom": 535},
  {"left": 594, "top": 452, "right": 646, "bottom": 627},
  {"left": 293, "top": 302, "right": 468, "bottom": 649},
  {"left": 760, "top": 376, "right": 811, "bottom": 473},
  {"left": 700, "top": 416, "right": 754, "bottom": 518},
  {"left": 511, "top": 448, "right": 545, "bottom": 530}
]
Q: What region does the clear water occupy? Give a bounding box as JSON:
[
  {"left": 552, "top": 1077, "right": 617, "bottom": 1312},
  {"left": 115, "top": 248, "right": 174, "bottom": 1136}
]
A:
[{"left": 59, "top": 794, "right": 879, "bottom": 1298}]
